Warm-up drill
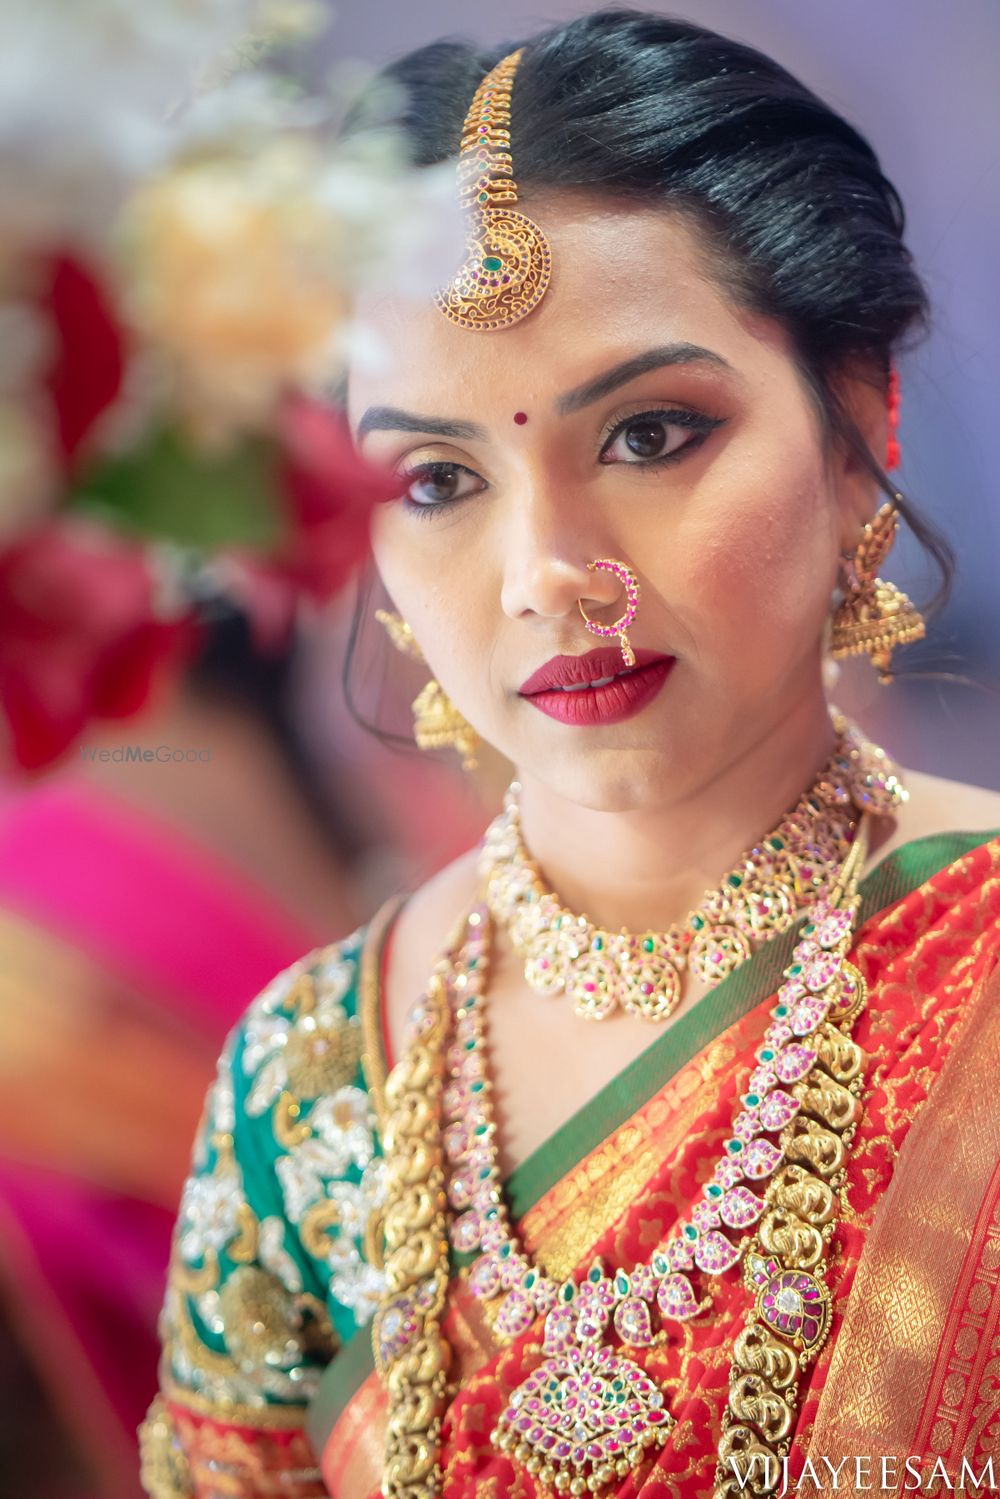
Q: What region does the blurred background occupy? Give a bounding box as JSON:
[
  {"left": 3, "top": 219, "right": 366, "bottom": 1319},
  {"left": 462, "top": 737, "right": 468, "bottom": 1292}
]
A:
[{"left": 0, "top": 2, "right": 997, "bottom": 1496}]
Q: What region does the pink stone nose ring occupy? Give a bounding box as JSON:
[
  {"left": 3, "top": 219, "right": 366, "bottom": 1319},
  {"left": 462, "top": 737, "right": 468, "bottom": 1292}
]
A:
[{"left": 578, "top": 559, "right": 641, "bottom": 668}]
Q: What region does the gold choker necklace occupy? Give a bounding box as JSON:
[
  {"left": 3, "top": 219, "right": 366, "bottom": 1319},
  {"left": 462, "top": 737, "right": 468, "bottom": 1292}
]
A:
[{"left": 477, "top": 708, "right": 906, "bottom": 1022}]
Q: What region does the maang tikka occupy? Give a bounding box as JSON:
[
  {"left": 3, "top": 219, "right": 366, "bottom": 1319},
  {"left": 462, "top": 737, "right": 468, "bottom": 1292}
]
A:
[{"left": 434, "top": 46, "right": 552, "bottom": 331}]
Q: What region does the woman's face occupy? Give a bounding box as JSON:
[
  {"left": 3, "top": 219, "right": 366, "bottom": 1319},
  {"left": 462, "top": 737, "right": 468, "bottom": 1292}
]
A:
[{"left": 347, "top": 194, "right": 881, "bottom": 812}]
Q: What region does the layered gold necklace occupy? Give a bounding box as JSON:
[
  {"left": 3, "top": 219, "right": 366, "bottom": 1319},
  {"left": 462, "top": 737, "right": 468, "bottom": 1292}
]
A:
[{"left": 374, "top": 710, "right": 906, "bottom": 1499}]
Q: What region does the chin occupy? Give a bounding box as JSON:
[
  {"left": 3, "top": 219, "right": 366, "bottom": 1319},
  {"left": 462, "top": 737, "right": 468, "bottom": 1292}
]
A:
[{"left": 531, "top": 745, "right": 686, "bottom": 814}]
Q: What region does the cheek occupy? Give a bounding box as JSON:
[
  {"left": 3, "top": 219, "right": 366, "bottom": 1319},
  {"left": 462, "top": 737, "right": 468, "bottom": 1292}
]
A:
[{"left": 674, "top": 474, "right": 836, "bottom": 653}]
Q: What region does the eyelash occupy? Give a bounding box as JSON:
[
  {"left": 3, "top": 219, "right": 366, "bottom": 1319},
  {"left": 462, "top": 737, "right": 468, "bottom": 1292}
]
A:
[{"left": 395, "top": 406, "right": 725, "bottom": 521}]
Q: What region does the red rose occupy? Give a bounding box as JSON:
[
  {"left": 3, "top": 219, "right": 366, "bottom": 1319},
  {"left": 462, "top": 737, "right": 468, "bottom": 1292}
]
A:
[
  {"left": 0, "top": 520, "right": 198, "bottom": 771},
  {"left": 224, "top": 392, "right": 402, "bottom": 651}
]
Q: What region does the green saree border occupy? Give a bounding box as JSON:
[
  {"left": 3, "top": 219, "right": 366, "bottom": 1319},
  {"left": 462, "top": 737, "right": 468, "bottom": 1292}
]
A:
[{"left": 305, "top": 824, "right": 1000, "bottom": 1457}]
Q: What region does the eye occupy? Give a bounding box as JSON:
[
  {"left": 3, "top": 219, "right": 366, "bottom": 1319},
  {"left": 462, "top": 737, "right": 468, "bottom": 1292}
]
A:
[
  {"left": 395, "top": 461, "right": 485, "bottom": 514},
  {"left": 599, "top": 407, "right": 724, "bottom": 467}
]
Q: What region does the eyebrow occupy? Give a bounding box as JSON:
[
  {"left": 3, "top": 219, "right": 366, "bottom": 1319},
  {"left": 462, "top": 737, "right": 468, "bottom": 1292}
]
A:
[
  {"left": 555, "top": 342, "right": 736, "bottom": 414},
  {"left": 355, "top": 342, "right": 736, "bottom": 443},
  {"left": 356, "top": 408, "right": 488, "bottom": 444}
]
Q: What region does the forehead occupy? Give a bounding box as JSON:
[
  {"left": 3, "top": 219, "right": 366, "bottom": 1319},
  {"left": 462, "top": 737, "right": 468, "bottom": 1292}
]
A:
[{"left": 346, "top": 196, "right": 756, "bottom": 420}]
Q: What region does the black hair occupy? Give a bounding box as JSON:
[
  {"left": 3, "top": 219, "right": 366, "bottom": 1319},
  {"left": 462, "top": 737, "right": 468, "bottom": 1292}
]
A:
[{"left": 339, "top": 7, "right": 956, "bottom": 746}]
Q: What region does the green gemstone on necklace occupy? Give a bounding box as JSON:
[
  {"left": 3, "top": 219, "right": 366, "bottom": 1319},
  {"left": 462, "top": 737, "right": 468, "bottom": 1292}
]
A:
[
  {"left": 768, "top": 835, "right": 785, "bottom": 851},
  {"left": 774, "top": 1004, "right": 789, "bottom": 1017},
  {"left": 759, "top": 1048, "right": 775, "bottom": 1062},
  {"left": 690, "top": 914, "right": 705, "bottom": 931},
  {"left": 464, "top": 1039, "right": 476, "bottom": 1051},
  {"left": 788, "top": 963, "right": 803, "bottom": 976},
  {"left": 727, "top": 873, "right": 743, "bottom": 889},
  {"left": 682, "top": 1223, "right": 698, "bottom": 1241},
  {"left": 725, "top": 1138, "right": 744, "bottom": 1154},
  {"left": 523, "top": 1270, "right": 537, "bottom": 1290},
  {"left": 742, "top": 1092, "right": 760, "bottom": 1107},
  {"left": 803, "top": 922, "right": 816, "bottom": 936},
  {"left": 642, "top": 937, "right": 655, "bottom": 953},
  {"left": 592, "top": 936, "right": 604, "bottom": 951},
  {"left": 470, "top": 1080, "right": 484, "bottom": 1093},
  {"left": 614, "top": 1272, "right": 630, "bottom": 1296},
  {"left": 652, "top": 1252, "right": 669, "bottom": 1275},
  {"left": 706, "top": 1183, "right": 723, "bottom": 1199},
  {"left": 588, "top": 1262, "right": 603, "bottom": 1284},
  {"left": 482, "top": 255, "right": 503, "bottom": 272},
  {"left": 499, "top": 1242, "right": 512, "bottom": 1259},
  {"left": 559, "top": 1281, "right": 575, "bottom": 1303}
]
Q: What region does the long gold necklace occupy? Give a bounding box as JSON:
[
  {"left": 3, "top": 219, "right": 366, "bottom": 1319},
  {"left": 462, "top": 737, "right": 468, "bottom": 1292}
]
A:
[
  {"left": 478, "top": 707, "right": 905, "bottom": 1021},
  {"left": 374, "top": 720, "right": 899, "bottom": 1498}
]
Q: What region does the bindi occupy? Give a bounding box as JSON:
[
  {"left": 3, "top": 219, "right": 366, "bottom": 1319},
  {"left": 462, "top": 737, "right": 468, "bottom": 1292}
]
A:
[{"left": 513, "top": 411, "right": 528, "bottom": 425}]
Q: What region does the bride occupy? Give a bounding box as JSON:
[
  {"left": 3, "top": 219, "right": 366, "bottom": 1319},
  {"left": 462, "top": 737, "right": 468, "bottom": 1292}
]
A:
[{"left": 140, "top": 10, "right": 1000, "bottom": 1499}]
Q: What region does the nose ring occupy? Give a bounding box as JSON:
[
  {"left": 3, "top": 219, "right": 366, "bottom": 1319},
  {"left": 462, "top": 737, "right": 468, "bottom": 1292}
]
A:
[{"left": 578, "top": 559, "right": 640, "bottom": 668}]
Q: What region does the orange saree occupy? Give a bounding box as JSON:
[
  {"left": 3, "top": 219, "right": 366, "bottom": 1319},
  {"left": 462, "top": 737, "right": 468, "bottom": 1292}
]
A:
[{"left": 308, "top": 826, "right": 1000, "bottom": 1498}]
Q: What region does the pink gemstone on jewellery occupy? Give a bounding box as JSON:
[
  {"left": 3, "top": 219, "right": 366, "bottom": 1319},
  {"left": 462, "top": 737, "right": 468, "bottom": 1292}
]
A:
[
  {"left": 693, "top": 1229, "right": 741, "bottom": 1274},
  {"left": 657, "top": 1272, "right": 700, "bottom": 1320},
  {"left": 774, "top": 1044, "right": 817, "bottom": 1083},
  {"left": 742, "top": 1137, "right": 783, "bottom": 1178},
  {"left": 532, "top": 1279, "right": 558, "bottom": 1312},
  {"left": 793, "top": 939, "right": 821, "bottom": 963},
  {"left": 759, "top": 1089, "right": 801, "bottom": 1131},
  {"left": 448, "top": 1168, "right": 476, "bottom": 1210},
  {"left": 444, "top": 1121, "right": 471, "bottom": 1162},
  {"left": 748, "top": 1065, "right": 777, "bottom": 1094},
  {"left": 719, "top": 1184, "right": 766, "bottom": 1229},
  {"left": 802, "top": 953, "right": 841, "bottom": 992},
  {"left": 789, "top": 996, "right": 829, "bottom": 1035},
  {"left": 481, "top": 1219, "right": 505, "bottom": 1252},
  {"left": 443, "top": 1082, "right": 464, "bottom": 1116},
  {"left": 764, "top": 1020, "right": 794, "bottom": 1047},
  {"left": 450, "top": 1210, "right": 482, "bottom": 1252},
  {"left": 692, "top": 1198, "right": 721, "bottom": 1232},
  {"left": 469, "top": 1254, "right": 502, "bottom": 1298},
  {"left": 630, "top": 1264, "right": 658, "bottom": 1298},
  {"left": 778, "top": 979, "right": 807, "bottom": 1005},
  {"left": 497, "top": 1288, "right": 536, "bottom": 1338},
  {"left": 500, "top": 1252, "right": 529, "bottom": 1290},
  {"left": 713, "top": 1158, "right": 744, "bottom": 1189},
  {"left": 733, "top": 1108, "right": 762, "bottom": 1142},
  {"left": 665, "top": 1236, "right": 695, "bottom": 1271}
]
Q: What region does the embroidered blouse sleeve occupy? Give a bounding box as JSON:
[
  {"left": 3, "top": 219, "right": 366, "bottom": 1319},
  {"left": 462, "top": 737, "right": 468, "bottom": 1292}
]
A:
[{"left": 139, "top": 927, "right": 387, "bottom": 1499}]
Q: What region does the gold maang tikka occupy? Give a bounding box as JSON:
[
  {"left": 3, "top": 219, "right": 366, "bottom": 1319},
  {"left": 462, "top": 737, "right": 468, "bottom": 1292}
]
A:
[
  {"left": 829, "top": 497, "right": 926, "bottom": 682},
  {"left": 374, "top": 609, "right": 481, "bottom": 770},
  {"left": 434, "top": 47, "right": 552, "bottom": 331}
]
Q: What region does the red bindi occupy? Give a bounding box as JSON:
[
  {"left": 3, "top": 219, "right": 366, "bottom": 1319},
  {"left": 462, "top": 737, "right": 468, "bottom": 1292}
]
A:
[{"left": 513, "top": 411, "right": 528, "bottom": 425}]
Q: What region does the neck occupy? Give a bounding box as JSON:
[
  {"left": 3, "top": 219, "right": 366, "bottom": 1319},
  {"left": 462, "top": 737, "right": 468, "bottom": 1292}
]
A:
[{"left": 515, "top": 687, "right": 845, "bottom": 933}]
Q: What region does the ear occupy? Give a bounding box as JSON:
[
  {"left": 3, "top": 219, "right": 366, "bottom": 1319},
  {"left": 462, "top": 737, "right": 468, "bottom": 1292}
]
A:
[{"left": 827, "top": 365, "right": 892, "bottom": 556}]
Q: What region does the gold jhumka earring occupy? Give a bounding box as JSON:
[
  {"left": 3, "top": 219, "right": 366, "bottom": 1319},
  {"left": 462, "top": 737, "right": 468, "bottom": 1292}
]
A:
[
  {"left": 374, "top": 608, "right": 481, "bottom": 771},
  {"left": 829, "top": 497, "right": 926, "bottom": 683}
]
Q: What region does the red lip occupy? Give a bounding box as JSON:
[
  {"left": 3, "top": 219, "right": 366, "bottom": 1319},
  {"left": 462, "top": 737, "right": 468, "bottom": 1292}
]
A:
[
  {"left": 519, "top": 646, "right": 671, "bottom": 694},
  {"left": 519, "top": 647, "right": 676, "bottom": 727}
]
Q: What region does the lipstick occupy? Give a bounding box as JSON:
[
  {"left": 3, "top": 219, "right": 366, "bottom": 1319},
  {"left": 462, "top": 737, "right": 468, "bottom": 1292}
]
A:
[{"left": 518, "top": 646, "right": 675, "bottom": 727}]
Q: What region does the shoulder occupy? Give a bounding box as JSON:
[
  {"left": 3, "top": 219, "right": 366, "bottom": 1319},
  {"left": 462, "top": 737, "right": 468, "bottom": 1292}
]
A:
[
  {"left": 895, "top": 767, "right": 1000, "bottom": 837},
  {"left": 865, "top": 765, "right": 1000, "bottom": 871}
]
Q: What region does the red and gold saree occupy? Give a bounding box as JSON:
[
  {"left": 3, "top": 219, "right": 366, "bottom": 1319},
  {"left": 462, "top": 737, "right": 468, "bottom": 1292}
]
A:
[{"left": 308, "top": 826, "right": 1000, "bottom": 1498}]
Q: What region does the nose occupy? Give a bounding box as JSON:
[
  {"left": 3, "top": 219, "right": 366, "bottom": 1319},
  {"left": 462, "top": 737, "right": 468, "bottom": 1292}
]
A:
[{"left": 498, "top": 489, "right": 630, "bottom": 628}]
